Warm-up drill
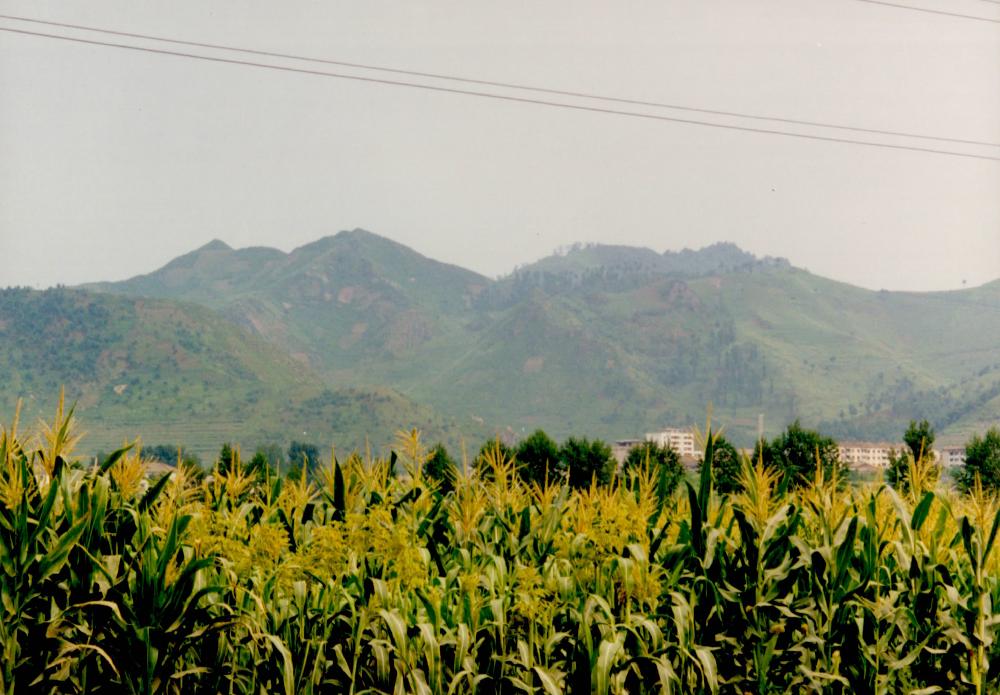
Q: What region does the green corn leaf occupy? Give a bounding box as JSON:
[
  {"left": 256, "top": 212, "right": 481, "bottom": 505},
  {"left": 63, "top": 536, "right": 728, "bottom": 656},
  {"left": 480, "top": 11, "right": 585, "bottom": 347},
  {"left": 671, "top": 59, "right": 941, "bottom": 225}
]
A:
[
  {"left": 332, "top": 644, "right": 351, "bottom": 678},
  {"left": 532, "top": 665, "right": 563, "bottom": 695},
  {"left": 407, "top": 670, "right": 433, "bottom": 695},
  {"left": 138, "top": 471, "right": 172, "bottom": 513},
  {"left": 417, "top": 495, "right": 445, "bottom": 538},
  {"left": 961, "top": 517, "right": 977, "bottom": 572},
  {"left": 648, "top": 520, "right": 670, "bottom": 560},
  {"left": 379, "top": 609, "right": 409, "bottom": 653},
  {"left": 886, "top": 487, "right": 914, "bottom": 548},
  {"left": 263, "top": 633, "right": 295, "bottom": 695},
  {"left": 593, "top": 634, "right": 624, "bottom": 695},
  {"left": 983, "top": 506, "right": 1000, "bottom": 561},
  {"left": 686, "top": 481, "right": 703, "bottom": 556},
  {"left": 699, "top": 429, "right": 714, "bottom": 512},
  {"left": 51, "top": 454, "right": 65, "bottom": 481},
  {"left": 834, "top": 516, "right": 858, "bottom": 587},
  {"left": 911, "top": 491, "right": 935, "bottom": 532},
  {"left": 518, "top": 506, "right": 531, "bottom": 543},
  {"left": 694, "top": 647, "right": 719, "bottom": 694},
  {"left": 26, "top": 464, "right": 63, "bottom": 549},
  {"left": 155, "top": 514, "right": 192, "bottom": 583},
  {"left": 38, "top": 515, "right": 88, "bottom": 582},
  {"left": 333, "top": 457, "right": 345, "bottom": 522},
  {"left": 99, "top": 443, "right": 134, "bottom": 473}
]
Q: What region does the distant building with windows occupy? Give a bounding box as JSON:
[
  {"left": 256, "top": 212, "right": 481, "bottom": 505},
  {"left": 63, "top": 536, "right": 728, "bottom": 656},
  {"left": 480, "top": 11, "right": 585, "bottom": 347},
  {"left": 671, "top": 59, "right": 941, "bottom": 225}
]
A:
[
  {"left": 611, "top": 439, "right": 644, "bottom": 466},
  {"left": 837, "top": 441, "right": 944, "bottom": 470},
  {"left": 645, "top": 427, "right": 701, "bottom": 460},
  {"left": 837, "top": 441, "right": 903, "bottom": 469},
  {"left": 939, "top": 446, "right": 966, "bottom": 468}
]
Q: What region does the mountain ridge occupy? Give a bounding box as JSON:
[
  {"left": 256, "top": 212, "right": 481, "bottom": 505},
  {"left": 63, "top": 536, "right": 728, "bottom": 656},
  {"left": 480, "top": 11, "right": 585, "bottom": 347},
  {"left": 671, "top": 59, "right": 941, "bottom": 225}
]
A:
[
  {"left": 71, "top": 229, "right": 1000, "bottom": 447},
  {"left": 89, "top": 231, "right": 999, "bottom": 294}
]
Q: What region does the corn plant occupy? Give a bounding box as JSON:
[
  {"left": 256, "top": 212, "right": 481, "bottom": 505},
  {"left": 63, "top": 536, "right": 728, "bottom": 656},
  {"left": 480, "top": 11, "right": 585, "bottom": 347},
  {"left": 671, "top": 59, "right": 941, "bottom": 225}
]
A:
[{"left": 4, "top": 398, "right": 1000, "bottom": 694}]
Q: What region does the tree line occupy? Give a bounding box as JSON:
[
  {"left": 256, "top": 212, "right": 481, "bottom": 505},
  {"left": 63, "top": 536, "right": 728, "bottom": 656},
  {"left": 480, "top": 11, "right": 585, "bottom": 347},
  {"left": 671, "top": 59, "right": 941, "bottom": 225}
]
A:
[{"left": 127, "top": 419, "right": 1000, "bottom": 499}]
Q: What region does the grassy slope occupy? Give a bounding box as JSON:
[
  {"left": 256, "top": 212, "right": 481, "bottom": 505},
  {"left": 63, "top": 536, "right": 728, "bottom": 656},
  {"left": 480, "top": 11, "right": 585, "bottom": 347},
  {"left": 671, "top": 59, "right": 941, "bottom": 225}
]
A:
[
  {"left": 0, "top": 287, "right": 472, "bottom": 460},
  {"left": 711, "top": 271, "right": 1000, "bottom": 436},
  {"left": 407, "top": 265, "right": 1000, "bottom": 445}
]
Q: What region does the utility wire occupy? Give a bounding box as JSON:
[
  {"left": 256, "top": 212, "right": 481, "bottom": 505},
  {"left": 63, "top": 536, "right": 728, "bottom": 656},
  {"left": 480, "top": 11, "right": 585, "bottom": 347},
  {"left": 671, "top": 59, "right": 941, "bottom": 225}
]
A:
[
  {"left": 1, "top": 12, "right": 997, "bottom": 149},
  {"left": 1, "top": 25, "right": 998, "bottom": 162},
  {"left": 849, "top": 0, "right": 1000, "bottom": 23}
]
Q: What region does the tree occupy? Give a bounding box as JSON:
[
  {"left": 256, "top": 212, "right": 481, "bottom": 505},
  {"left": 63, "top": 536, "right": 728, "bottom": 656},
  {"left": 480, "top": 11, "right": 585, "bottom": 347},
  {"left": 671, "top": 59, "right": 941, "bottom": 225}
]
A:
[
  {"left": 515, "top": 429, "right": 562, "bottom": 486},
  {"left": 885, "top": 448, "right": 912, "bottom": 492},
  {"left": 904, "top": 419, "right": 936, "bottom": 463},
  {"left": 753, "top": 420, "right": 842, "bottom": 489},
  {"left": 623, "top": 440, "right": 683, "bottom": 495},
  {"left": 424, "top": 443, "right": 458, "bottom": 493},
  {"left": 253, "top": 443, "right": 285, "bottom": 476},
  {"left": 888, "top": 420, "right": 939, "bottom": 493},
  {"left": 287, "top": 441, "right": 320, "bottom": 481},
  {"left": 474, "top": 437, "right": 516, "bottom": 481},
  {"left": 246, "top": 450, "right": 275, "bottom": 482},
  {"left": 560, "top": 437, "right": 615, "bottom": 489},
  {"left": 215, "top": 443, "right": 235, "bottom": 477},
  {"left": 955, "top": 427, "right": 1000, "bottom": 494},
  {"left": 701, "top": 435, "right": 742, "bottom": 494}
]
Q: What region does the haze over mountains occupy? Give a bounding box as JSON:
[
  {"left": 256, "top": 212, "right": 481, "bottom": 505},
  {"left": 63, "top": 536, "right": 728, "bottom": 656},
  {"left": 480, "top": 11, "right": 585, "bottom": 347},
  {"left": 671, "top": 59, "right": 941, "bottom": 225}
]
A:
[{"left": 3, "top": 229, "right": 998, "bottom": 456}]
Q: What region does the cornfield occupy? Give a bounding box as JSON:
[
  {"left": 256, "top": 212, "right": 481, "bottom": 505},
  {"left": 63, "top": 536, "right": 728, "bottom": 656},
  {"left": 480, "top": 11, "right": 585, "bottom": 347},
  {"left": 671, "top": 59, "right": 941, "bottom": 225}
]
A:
[{"left": 2, "top": 399, "right": 1000, "bottom": 694}]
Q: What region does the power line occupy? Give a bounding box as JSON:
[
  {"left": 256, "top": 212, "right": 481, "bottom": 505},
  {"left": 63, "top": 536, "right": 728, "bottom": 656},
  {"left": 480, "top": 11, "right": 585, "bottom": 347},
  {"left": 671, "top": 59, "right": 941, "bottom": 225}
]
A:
[
  {"left": 1, "top": 24, "right": 998, "bottom": 163},
  {"left": 1, "top": 12, "right": 998, "bottom": 149},
  {"left": 849, "top": 0, "right": 1000, "bottom": 23}
]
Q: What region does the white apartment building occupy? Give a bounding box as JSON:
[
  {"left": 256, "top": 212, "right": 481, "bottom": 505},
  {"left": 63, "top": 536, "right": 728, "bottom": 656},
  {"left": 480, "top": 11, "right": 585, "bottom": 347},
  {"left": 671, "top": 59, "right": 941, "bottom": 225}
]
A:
[
  {"left": 939, "top": 446, "right": 966, "bottom": 468},
  {"left": 645, "top": 427, "right": 701, "bottom": 460},
  {"left": 838, "top": 442, "right": 943, "bottom": 469},
  {"left": 837, "top": 442, "right": 903, "bottom": 469}
]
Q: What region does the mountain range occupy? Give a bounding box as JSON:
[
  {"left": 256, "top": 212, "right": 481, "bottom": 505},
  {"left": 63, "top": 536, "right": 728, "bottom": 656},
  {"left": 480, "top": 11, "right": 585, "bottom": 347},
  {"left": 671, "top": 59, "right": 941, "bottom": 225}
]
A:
[{"left": 3, "top": 229, "right": 998, "bottom": 458}]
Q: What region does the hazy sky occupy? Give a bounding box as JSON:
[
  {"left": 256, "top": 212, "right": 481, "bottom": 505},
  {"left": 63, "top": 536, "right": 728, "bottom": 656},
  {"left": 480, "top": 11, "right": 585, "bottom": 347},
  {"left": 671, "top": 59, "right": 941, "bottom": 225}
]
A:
[{"left": 1, "top": 1, "right": 998, "bottom": 291}]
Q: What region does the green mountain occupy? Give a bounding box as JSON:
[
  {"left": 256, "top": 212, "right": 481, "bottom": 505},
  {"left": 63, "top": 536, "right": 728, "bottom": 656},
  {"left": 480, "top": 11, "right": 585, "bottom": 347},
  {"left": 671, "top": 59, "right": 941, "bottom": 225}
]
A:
[
  {"left": 85, "top": 231, "right": 1000, "bottom": 447},
  {"left": 0, "top": 287, "right": 467, "bottom": 460},
  {"left": 88, "top": 230, "right": 488, "bottom": 382}
]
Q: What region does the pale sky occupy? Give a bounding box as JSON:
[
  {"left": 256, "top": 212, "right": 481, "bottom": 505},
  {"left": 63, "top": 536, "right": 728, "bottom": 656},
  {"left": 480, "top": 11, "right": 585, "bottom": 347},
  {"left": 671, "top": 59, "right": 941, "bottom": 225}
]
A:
[{"left": 1, "top": 1, "right": 998, "bottom": 291}]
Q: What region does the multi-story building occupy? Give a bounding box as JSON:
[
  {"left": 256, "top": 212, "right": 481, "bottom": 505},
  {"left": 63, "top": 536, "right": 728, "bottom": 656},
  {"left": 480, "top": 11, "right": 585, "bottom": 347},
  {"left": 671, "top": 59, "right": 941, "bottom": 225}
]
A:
[
  {"left": 611, "top": 439, "right": 644, "bottom": 466},
  {"left": 837, "top": 442, "right": 904, "bottom": 469},
  {"left": 645, "top": 427, "right": 701, "bottom": 460},
  {"left": 837, "top": 442, "right": 944, "bottom": 469},
  {"left": 938, "top": 446, "right": 966, "bottom": 468}
]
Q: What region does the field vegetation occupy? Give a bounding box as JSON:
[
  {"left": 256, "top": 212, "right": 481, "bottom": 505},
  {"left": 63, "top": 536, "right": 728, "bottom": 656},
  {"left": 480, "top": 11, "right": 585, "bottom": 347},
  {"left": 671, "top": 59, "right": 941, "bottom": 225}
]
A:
[{"left": 3, "top": 399, "right": 1000, "bottom": 693}]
